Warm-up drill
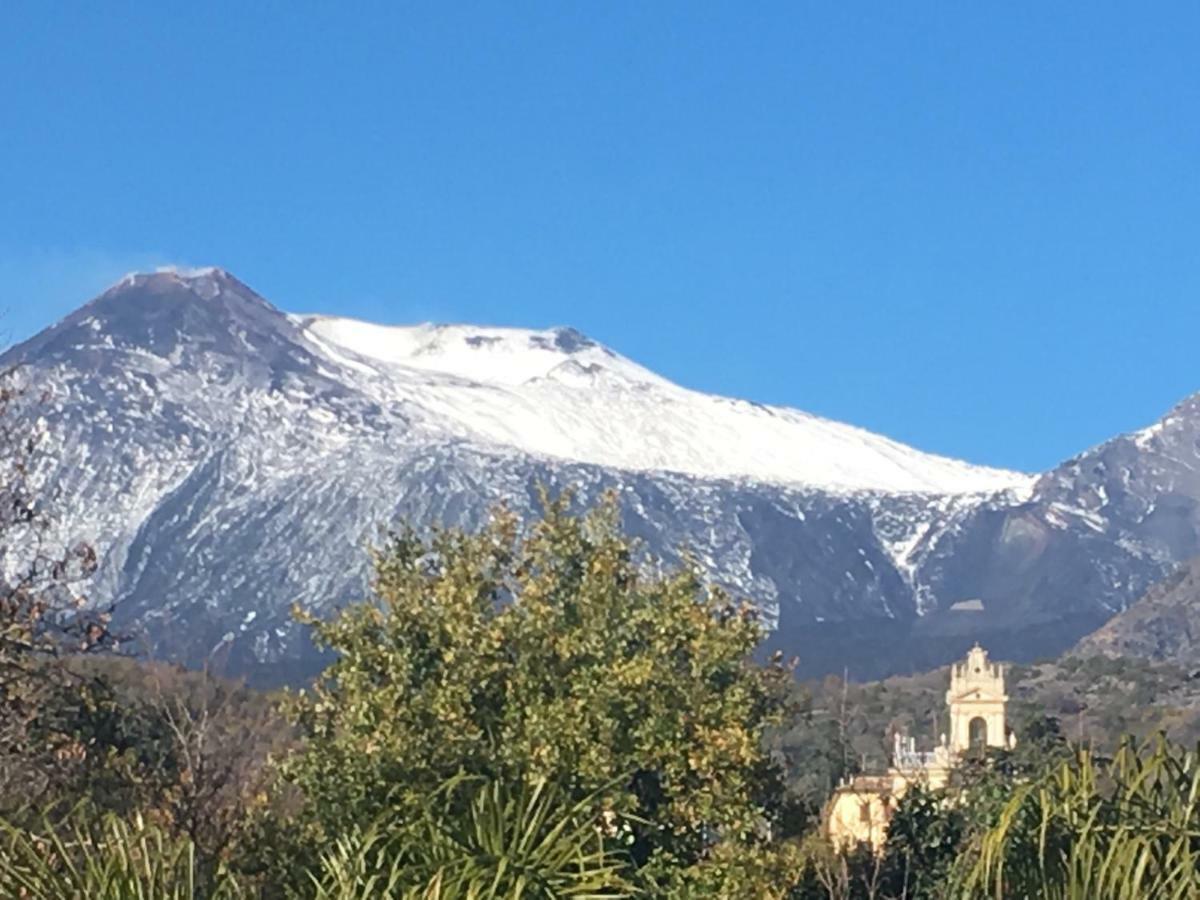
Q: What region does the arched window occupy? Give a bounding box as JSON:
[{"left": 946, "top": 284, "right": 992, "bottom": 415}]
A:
[{"left": 969, "top": 716, "right": 988, "bottom": 751}]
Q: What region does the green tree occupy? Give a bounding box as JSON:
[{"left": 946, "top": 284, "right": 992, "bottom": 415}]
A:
[
  {"left": 1007, "top": 714, "right": 1070, "bottom": 776},
  {"left": 878, "top": 786, "right": 965, "bottom": 899},
  {"left": 280, "top": 491, "right": 793, "bottom": 892}
]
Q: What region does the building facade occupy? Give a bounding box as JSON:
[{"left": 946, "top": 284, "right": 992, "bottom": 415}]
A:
[
  {"left": 824, "top": 644, "right": 1014, "bottom": 851},
  {"left": 947, "top": 643, "right": 1014, "bottom": 753}
]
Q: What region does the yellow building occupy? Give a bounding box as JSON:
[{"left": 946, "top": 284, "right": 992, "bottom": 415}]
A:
[
  {"left": 824, "top": 644, "right": 1014, "bottom": 852},
  {"left": 825, "top": 774, "right": 904, "bottom": 850},
  {"left": 947, "top": 643, "right": 1015, "bottom": 753}
]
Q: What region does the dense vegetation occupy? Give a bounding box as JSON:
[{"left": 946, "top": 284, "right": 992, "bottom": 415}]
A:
[
  {"left": 4, "top": 385, "right": 1200, "bottom": 898},
  {"left": 772, "top": 649, "right": 1200, "bottom": 815}
]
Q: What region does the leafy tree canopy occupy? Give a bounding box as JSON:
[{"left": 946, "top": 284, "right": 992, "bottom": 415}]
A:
[{"left": 282, "top": 491, "right": 794, "bottom": 890}]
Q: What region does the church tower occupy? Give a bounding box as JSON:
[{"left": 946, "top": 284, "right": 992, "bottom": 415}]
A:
[
  {"left": 824, "top": 643, "right": 1018, "bottom": 852},
  {"left": 946, "top": 644, "right": 1012, "bottom": 753}
]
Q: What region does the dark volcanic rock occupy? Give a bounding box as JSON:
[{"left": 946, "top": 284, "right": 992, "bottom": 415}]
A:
[{"left": 1076, "top": 558, "right": 1200, "bottom": 665}]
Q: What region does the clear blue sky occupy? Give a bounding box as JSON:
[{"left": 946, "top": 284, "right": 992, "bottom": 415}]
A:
[{"left": 2, "top": 3, "right": 1197, "bottom": 473}]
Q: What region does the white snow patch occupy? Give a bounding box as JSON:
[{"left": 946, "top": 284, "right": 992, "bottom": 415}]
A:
[
  {"left": 154, "top": 265, "right": 224, "bottom": 279},
  {"left": 299, "top": 318, "right": 671, "bottom": 389},
  {"left": 1133, "top": 421, "right": 1164, "bottom": 449},
  {"left": 294, "top": 316, "right": 1034, "bottom": 496}
]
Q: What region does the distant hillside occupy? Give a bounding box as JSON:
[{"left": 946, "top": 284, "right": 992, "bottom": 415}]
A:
[
  {"left": 774, "top": 649, "right": 1200, "bottom": 807},
  {"left": 1076, "top": 557, "right": 1200, "bottom": 666}
]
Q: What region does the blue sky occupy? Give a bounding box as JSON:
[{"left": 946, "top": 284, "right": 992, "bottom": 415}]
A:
[{"left": 2, "top": 3, "right": 1197, "bottom": 472}]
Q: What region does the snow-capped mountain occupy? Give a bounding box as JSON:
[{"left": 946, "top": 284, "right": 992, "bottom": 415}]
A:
[
  {"left": 7, "top": 268, "right": 1198, "bottom": 683},
  {"left": 292, "top": 312, "right": 1029, "bottom": 496}
]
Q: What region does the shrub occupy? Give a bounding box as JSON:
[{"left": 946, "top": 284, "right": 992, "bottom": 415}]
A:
[
  {"left": 0, "top": 806, "right": 244, "bottom": 899},
  {"left": 308, "top": 775, "right": 637, "bottom": 899},
  {"left": 957, "top": 736, "right": 1200, "bottom": 899}
]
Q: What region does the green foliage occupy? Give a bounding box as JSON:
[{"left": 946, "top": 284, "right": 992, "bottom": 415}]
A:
[
  {"left": 0, "top": 807, "right": 244, "bottom": 899},
  {"left": 957, "top": 736, "right": 1200, "bottom": 899},
  {"left": 766, "top": 685, "right": 859, "bottom": 826},
  {"left": 790, "top": 837, "right": 886, "bottom": 900},
  {"left": 660, "top": 838, "right": 810, "bottom": 900},
  {"left": 1009, "top": 714, "right": 1070, "bottom": 773},
  {"left": 280, "top": 491, "right": 793, "bottom": 890},
  {"left": 777, "top": 652, "right": 1200, "bottom": 807},
  {"left": 877, "top": 786, "right": 965, "bottom": 899},
  {"left": 770, "top": 671, "right": 947, "bottom": 800},
  {"left": 309, "top": 775, "right": 637, "bottom": 899}
]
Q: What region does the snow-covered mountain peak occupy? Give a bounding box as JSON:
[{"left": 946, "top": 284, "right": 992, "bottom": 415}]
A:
[
  {"left": 290, "top": 313, "right": 1030, "bottom": 495},
  {"left": 111, "top": 266, "right": 232, "bottom": 296},
  {"left": 296, "top": 316, "right": 672, "bottom": 388},
  {"left": 17, "top": 269, "right": 1033, "bottom": 497},
  {"left": 153, "top": 264, "right": 229, "bottom": 281},
  {"left": 19, "top": 268, "right": 1195, "bottom": 681}
]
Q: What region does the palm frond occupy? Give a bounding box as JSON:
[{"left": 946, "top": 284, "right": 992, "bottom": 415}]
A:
[
  {"left": 956, "top": 737, "right": 1200, "bottom": 900},
  {"left": 310, "top": 775, "right": 639, "bottom": 899},
  {"left": 0, "top": 807, "right": 245, "bottom": 899}
]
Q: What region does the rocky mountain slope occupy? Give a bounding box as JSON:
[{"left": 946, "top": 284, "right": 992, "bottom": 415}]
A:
[
  {"left": 1075, "top": 557, "right": 1200, "bottom": 666},
  {"left": 7, "top": 268, "right": 1199, "bottom": 683}
]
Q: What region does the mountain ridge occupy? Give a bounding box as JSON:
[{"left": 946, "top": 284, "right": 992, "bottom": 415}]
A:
[{"left": 7, "top": 268, "right": 1199, "bottom": 683}]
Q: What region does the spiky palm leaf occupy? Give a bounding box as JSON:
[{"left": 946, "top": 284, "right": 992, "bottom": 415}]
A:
[
  {"left": 957, "top": 736, "right": 1200, "bottom": 899},
  {"left": 0, "top": 808, "right": 245, "bottom": 899},
  {"left": 310, "top": 775, "right": 639, "bottom": 899}
]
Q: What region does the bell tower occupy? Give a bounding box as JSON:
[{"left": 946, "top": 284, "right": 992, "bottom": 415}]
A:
[{"left": 947, "top": 644, "right": 1011, "bottom": 753}]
